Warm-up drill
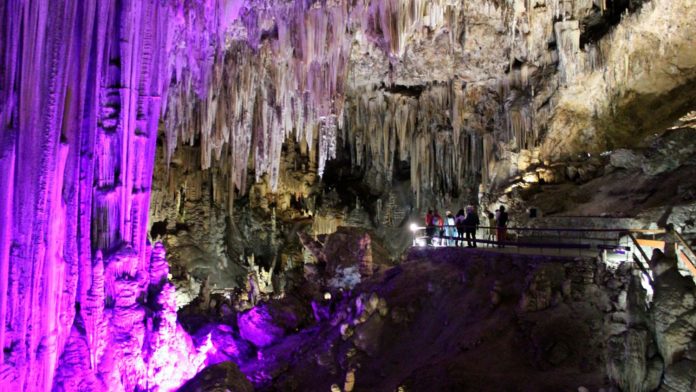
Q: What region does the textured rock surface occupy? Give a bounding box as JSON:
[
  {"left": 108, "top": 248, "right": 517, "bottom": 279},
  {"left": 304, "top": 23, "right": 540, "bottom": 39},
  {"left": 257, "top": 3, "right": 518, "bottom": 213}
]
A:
[
  {"left": 486, "top": 119, "right": 696, "bottom": 237},
  {"left": 648, "top": 250, "right": 696, "bottom": 390},
  {"left": 151, "top": 0, "right": 579, "bottom": 206},
  {"left": 237, "top": 298, "right": 310, "bottom": 348},
  {"left": 0, "top": 1, "right": 236, "bottom": 390},
  {"left": 178, "top": 362, "right": 254, "bottom": 392},
  {"left": 164, "top": 240, "right": 695, "bottom": 392},
  {"left": 2, "top": 0, "right": 695, "bottom": 390},
  {"left": 223, "top": 248, "right": 652, "bottom": 391},
  {"left": 145, "top": 0, "right": 696, "bottom": 318}
]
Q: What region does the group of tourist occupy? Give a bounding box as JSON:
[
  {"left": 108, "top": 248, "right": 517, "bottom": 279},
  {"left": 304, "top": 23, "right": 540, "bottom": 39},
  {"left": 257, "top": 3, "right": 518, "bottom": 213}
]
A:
[{"left": 424, "top": 205, "right": 509, "bottom": 248}]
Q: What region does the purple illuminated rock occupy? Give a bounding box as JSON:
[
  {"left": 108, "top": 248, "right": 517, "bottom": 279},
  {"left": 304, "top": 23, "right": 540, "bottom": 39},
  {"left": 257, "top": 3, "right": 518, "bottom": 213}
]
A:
[
  {"left": 238, "top": 306, "right": 287, "bottom": 348},
  {"left": 1, "top": 0, "right": 694, "bottom": 390},
  {"left": 0, "top": 0, "right": 234, "bottom": 389},
  {"left": 238, "top": 299, "right": 309, "bottom": 348}
]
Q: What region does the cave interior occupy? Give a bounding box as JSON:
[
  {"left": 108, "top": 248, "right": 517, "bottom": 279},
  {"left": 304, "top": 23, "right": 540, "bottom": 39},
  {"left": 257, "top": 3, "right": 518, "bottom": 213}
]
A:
[{"left": 1, "top": 0, "right": 696, "bottom": 391}]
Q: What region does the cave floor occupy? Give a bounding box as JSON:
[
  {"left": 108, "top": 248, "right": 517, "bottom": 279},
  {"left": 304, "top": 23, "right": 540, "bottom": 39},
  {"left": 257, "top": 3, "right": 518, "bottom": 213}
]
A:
[{"left": 239, "top": 249, "right": 617, "bottom": 392}]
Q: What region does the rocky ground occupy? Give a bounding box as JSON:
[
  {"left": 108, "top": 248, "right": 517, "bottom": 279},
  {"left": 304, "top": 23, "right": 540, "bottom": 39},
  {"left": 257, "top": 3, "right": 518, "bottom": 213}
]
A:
[
  {"left": 4, "top": 0, "right": 695, "bottom": 389},
  {"left": 244, "top": 249, "right": 617, "bottom": 392},
  {"left": 174, "top": 239, "right": 696, "bottom": 392}
]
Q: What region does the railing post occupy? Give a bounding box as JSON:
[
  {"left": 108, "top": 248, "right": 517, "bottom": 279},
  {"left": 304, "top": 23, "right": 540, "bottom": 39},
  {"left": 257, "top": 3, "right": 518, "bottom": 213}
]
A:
[
  {"left": 518, "top": 228, "right": 521, "bottom": 255},
  {"left": 673, "top": 230, "right": 696, "bottom": 279},
  {"left": 628, "top": 231, "right": 653, "bottom": 273}
]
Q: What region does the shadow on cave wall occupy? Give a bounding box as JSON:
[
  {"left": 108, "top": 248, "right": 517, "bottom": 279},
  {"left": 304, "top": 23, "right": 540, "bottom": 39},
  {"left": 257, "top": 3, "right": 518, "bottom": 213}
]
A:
[{"left": 596, "top": 78, "right": 696, "bottom": 150}]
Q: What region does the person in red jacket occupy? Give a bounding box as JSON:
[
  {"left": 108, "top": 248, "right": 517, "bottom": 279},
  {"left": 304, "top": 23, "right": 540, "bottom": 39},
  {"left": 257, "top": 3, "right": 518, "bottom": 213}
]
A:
[{"left": 425, "top": 209, "right": 434, "bottom": 245}]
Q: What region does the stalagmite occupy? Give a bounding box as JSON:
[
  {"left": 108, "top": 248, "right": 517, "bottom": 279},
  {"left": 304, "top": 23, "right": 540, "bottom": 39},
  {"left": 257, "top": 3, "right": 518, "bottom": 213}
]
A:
[
  {"left": 2, "top": 0, "right": 695, "bottom": 390},
  {"left": 0, "top": 0, "right": 233, "bottom": 390}
]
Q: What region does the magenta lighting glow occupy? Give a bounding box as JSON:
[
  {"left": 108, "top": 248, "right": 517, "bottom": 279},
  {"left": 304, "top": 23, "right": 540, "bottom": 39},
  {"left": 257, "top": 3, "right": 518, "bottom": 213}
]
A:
[
  {"left": 1, "top": 0, "right": 484, "bottom": 389},
  {"left": 0, "top": 0, "right": 242, "bottom": 389}
]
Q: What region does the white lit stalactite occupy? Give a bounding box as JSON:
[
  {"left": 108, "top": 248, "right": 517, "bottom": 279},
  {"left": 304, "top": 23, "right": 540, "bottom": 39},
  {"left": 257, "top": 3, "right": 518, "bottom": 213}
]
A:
[
  {"left": 164, "top": 1, "right": 354, "bottom": 195},
  {"left": 342, "top": 84, "right": 492, "bottom": 206},
  {"left": 162, "top": 0, "right": 484, "bottom": 203},
  {"left": 318, "top": 115, "right": 339, "bottom": 178},
  {"left": 554, "top": 20, "right": 581, "bottom": 86}
]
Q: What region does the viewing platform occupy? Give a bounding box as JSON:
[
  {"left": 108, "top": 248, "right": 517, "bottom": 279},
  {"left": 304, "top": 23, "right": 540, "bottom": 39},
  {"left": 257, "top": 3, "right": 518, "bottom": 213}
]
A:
[{"left": 408, "top": 223, "right": 696, "bottom": 286}]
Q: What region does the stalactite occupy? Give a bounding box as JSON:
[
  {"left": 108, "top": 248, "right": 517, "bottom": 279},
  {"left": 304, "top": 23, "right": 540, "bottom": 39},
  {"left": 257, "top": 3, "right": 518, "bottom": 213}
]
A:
[
  {"left": 342, "top": 83, "right": 491, "bottom": 206},
  {"left": 585, "top": 43, "right": 603, "bottom": 72},
  {"left": 159, "top": 0, "right": 490, "bottom": 211},
  {"left": 554, "top": 20, "right": 581, "bottom": 85},
  {"left": 2, "top": 0, "right": 688, "bottom": 389},
  {"left": 503, "top": 88, "right": 536, "bottom": 151},
  {"left": 0, "top": 0, "right": 227, "bottom": 390},
  {"left": 164, "top": 0, "right": 354, "bottom": 202}
]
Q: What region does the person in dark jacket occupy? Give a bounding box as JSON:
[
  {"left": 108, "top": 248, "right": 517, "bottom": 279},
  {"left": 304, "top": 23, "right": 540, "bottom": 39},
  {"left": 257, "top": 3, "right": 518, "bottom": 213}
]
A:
[
  {"left": 486, "top": 211, "right": 496, "bottom": 246},
  {"left": 497, "top": 206, "right": 509, "bottom": 248},
  {"left": 455, "top": 209, "right": 466, "bottom": 246},
  {"left": 433, "top": 210, "right": 444, "bottom": 246},
  {"left": 464, "top": 206, "right": 480, "bottom": 248}
]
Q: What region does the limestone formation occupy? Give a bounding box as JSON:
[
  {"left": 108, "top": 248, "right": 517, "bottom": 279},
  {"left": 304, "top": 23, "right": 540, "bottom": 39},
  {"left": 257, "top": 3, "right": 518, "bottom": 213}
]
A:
[{"left": 1, "top": 0, "right": 695, "bottom": 390}]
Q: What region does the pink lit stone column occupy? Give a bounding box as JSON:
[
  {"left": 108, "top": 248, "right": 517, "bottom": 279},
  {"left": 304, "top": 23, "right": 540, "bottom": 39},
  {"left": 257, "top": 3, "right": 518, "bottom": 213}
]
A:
[
  {"left": 0, "top": 0, "right": 175, "bottom": 389},
  {"left": 1, "top": 0, "right": 246, "bottom": 389}
]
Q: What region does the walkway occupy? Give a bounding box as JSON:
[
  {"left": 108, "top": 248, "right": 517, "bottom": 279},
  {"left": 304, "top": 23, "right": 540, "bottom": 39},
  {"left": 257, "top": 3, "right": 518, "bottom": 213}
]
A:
[{"left": 409, "top": 223, "right": 696, "bottom": 284}]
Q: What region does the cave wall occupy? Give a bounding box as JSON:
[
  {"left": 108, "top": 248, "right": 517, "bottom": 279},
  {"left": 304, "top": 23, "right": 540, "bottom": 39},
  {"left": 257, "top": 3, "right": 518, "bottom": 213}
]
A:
[
  {"left": 148, "top": 0, "right": 696, "bottom": 307},
  {"left": 1, "top": 0, "right": 695, "bottom": 390},
  {"left": 154, "top": 0, "right": 696, "bottom": 218},
  {"left": 542, "top": 0, "right": 696, "bottom": 157},
  {"left": 0, "top": 0, "right": 236, "bottom": 390}
]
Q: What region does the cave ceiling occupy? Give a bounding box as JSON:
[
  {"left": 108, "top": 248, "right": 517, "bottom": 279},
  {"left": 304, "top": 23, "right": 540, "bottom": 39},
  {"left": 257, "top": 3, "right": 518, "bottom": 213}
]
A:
[
  {"left": 1, "top": 0, "right": 696, "bottom": 390},
  {"left": 159, "top": 0, "right": 696, "bottom": 204}
]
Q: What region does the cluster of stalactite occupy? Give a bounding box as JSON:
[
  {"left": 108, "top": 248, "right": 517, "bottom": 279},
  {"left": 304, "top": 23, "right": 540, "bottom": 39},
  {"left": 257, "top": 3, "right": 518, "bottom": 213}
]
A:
[
  {"left": 156, "top": 0, "right": 623, "bottom": 207},
  {"left": 2, "top": 0, "right": 690, "bottom": 389},
  {"left": 0, "top": 0, "right": 233, "bottom": 390},
  {"left": 160, "top": 0, "right": 501, "bottom": 204},
  {"left": 163, "top": 1, "right": 352, "bottom": 193},
  {"left": 340, "top": 76, "right": 547, "bottom": 205}
]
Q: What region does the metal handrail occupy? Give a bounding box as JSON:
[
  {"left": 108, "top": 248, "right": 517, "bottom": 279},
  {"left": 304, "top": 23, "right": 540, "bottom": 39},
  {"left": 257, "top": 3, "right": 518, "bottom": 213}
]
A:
[
  {"left": 626, "top": 231, "right": 655, "bottom": 281},
  {"left": 410, "top": 225, "right": 667, "bottom": 271},
  {"left": 632, "top": 254, "right": 654, "bottom": 285},
  {"left": 673, "top": 231, "right": 696, "bottom": 276},
  {"left": 627, "top": 232, "right": 653, "bottom": 264},
  {"left": 410, "top": 224, "right": 630, "bottom": 255},
  {"left": 414, "top": 225, "right": 645, "bottom": 233}
]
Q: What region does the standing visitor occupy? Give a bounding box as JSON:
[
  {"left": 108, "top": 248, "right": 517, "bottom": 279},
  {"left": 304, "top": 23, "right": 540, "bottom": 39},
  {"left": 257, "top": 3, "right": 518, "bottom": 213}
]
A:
[
  {"left": 486, "top": 211, "right": 496, "bottom": 246},
  {"left": 455, "top": 209, "right": 466, "bottom": 246},
  {"left": 464, "top": 205, "right": 480, "bottom": 248},
  {"left": 446, "top": 211, "right": 456, "bottom": 246},
  {"left": 433, "top": 210, "right": 444, "bottom": 246},
  {"left": 497, "top": 206, "right": 509, "bottom": 248},
  {"left": 425, "top": 209, "right": 434, "bottom": 245}
]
